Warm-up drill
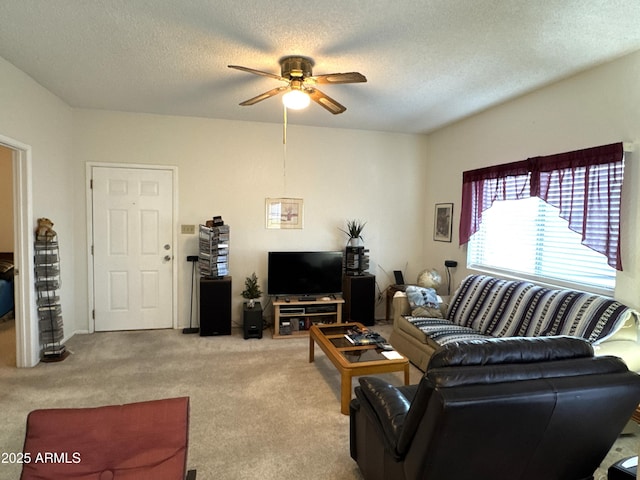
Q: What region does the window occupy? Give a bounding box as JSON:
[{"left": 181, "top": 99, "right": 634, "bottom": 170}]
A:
[
  {"left": 467, "top": 197, "right": 616, "bottom": 292},
  {"left": 460, "top": 142, "right": 625, "bottom": 293}
]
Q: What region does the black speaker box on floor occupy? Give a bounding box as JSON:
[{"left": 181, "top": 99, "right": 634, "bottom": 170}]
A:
[
  {"left": 243, "top": 302, "right": 263, "bottom": 339},
  {"left": 199, "top": 277, "right": 232, "bottom": 336},
  {"left": 343, "top": 274, "right": 375, "bottom": 326}
]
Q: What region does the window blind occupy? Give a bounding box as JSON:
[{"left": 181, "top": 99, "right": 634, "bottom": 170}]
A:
[{"left": 467, "top": 197, "right": 616, "bottom": 292}]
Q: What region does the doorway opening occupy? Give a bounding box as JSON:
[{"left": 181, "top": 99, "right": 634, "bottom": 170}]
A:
[{"left": 0, "top": 134, "right": 37, "bottom": 367}]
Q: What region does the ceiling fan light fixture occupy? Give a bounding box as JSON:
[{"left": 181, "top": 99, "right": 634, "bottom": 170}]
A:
[
  {"left": 282, "top": 89, "right": 310, "bottom": 110},
  {"left": 229, "top": 56, "right": 366, "bottom": 115}
]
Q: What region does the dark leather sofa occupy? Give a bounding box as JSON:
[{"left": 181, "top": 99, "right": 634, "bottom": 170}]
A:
[{"left": 350, "top": 336, "right": 640, "bottom": 480}]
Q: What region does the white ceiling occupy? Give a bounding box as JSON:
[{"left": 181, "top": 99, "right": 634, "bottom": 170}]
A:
[{"left": 2, "top": 0, "right": 640, "bottom": 134}]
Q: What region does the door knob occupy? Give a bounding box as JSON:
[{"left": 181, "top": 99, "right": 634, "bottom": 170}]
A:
[{"left": 164, "top": 255, "right": 172, "bottom": 261}]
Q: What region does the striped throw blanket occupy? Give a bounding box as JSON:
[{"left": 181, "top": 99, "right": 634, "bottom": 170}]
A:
[{"left": 407, "top": 275, "right": 634, "bottom": 348}]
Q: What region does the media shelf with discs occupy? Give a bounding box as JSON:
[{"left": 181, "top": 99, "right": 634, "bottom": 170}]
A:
[{"left": 272, "top": 295, "right": 345, "bottom": 339}]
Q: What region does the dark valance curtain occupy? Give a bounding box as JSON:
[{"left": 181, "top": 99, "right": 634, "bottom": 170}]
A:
[{"left": 459, "top": 142, "right": 625, "bottom": 270}]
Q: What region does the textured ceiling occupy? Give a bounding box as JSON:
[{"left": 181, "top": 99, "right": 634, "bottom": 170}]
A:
[{"left": 1, "top": 0, "right": 640, "bottom": 134}]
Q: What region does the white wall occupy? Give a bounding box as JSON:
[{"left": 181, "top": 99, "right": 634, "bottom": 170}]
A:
[
  {"left": 0, "top": 56, "right": 76, "bottom": 337},
  {"left": 423, "top": 50, "right": 640, "bottom": 307},
  {"left": 5, "top": 45, "right": 640, "bottom": 343},
  {"left": 0, "top": 50, "right": 430, "bottom": 341},
  {"left": 73, "top": 110, "right": 430, "bottom": 329}
]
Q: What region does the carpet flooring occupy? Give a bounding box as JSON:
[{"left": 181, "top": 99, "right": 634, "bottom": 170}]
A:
[{"left": 0, "top": 319, "right": 637, "bottom": 480}]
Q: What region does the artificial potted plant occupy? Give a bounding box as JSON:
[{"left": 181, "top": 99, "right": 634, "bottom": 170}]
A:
[
  {"left": 241, "top": 272, "right": 263, "bottom": 309},
  {"left": 340, "top": 219, "right": 366, "bottom": 247}
]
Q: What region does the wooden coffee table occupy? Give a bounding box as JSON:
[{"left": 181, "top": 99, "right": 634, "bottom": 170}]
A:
[{"left": 309, "top": 322, "right": 410, "bottom": 414}]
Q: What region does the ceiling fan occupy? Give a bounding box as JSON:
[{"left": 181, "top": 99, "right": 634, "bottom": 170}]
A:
[{"left": 228, "top": 56, "right": 367, "bottom": 114}]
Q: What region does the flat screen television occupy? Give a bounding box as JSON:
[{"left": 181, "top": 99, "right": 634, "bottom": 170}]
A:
[{"left": 267, "top": 251, "right": 343, "bottom": 297}]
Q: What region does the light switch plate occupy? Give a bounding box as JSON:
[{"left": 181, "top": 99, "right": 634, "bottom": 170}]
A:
[{"left": 181, "top": 224, "right": 196, "bottom": 235}]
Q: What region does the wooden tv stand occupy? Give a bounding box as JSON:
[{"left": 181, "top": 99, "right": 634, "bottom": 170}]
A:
[{"left": 272, "top": 295, "right": 345, "bottom": 339}]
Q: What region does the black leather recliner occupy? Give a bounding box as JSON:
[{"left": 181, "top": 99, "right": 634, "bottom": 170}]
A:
[{"left": 350, "top": 336, "right": 640, "bottom": 480}]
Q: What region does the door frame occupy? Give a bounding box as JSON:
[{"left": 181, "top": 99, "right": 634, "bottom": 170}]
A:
[
  {"left": 86, "top": 163, "right": 179, "bottom": 333},
  {"left": 0, "top": 134, "right": 37, "bottom": 367}
]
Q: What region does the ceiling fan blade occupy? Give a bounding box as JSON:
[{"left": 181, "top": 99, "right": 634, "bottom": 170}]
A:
[
  {"left": 307, "top": 88, "right": 347, "bottom": 114},
  {"left": 239, "top": 86, "right": 289, "bottom": 106},
  {"left": 228, "top": 65, "right": 287, "bottom": 82},
  {"left": 311, "top": 72, "right": 367, "bottom": 85}
]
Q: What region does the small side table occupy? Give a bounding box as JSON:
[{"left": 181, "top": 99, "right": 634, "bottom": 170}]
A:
[
  {"left": 385, "top": 284, "right": 408, "bottom": 322},
  {"left": 243, "top": 302, "right": 263, "bottom": 339},
  {"left": 632, "top": 404, "right": 640, "bottom": 425}
]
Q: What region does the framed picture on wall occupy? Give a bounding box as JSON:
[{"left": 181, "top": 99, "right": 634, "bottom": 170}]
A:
[
  {"left": 433, "top": 203, "right": 453, "bottom": 242},
  {"left": 266, "top": 197, "right": 304, "bottom": 229}
]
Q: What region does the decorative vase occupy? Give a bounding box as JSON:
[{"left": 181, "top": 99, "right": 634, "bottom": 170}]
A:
[{"left": 347, "top": 237, "right": 364, "bottom": 248}]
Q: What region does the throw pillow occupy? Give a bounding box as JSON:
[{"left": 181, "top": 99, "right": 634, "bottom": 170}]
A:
[
  {"left": 412, "top": 305, "right": 443, "bottom": 318},
  {"left": 406, "top": 286, "right": 443, "bottom": 318},
  {"left": 405, "top": 285, "right": 439, "bottom": 308}
]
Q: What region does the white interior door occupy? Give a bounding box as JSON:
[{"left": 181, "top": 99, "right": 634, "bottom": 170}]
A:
[{"left": 92, "top": 166, "right": 174, "bottom": 331}]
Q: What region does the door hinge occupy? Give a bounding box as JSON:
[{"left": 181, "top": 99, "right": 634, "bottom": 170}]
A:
[
  {"left": 92, "top": 309, "right": 95, "bottom": 320},
  {"left": 90, "top": 179, "right": 93, "bottom": 189},
  {"left": 91, "top": 245, "right": 94, "bottom": 255}
]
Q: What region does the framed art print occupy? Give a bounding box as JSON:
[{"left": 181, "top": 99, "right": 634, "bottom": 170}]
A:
[
  {"left": 433, "top": 203, "right": 453, "bottom": 242},
  {"left": 265, "top": 197, "right": 304, "bottom": 229}
]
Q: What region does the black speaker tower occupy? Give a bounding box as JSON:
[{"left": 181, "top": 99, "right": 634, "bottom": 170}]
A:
[
  {"left": 342, "top": 274, "right": 375, "bottom": 326},
  {"left": 199, "top": 277, "right": 232, "bottom": 336}
]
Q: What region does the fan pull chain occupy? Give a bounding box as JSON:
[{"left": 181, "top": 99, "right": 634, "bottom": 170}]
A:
[
  {"left": 283, "top": 104, "right": 287, "bottom": 145},
  {"left": 282, "top": 105, "right": 287, "bottom": 194}
]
